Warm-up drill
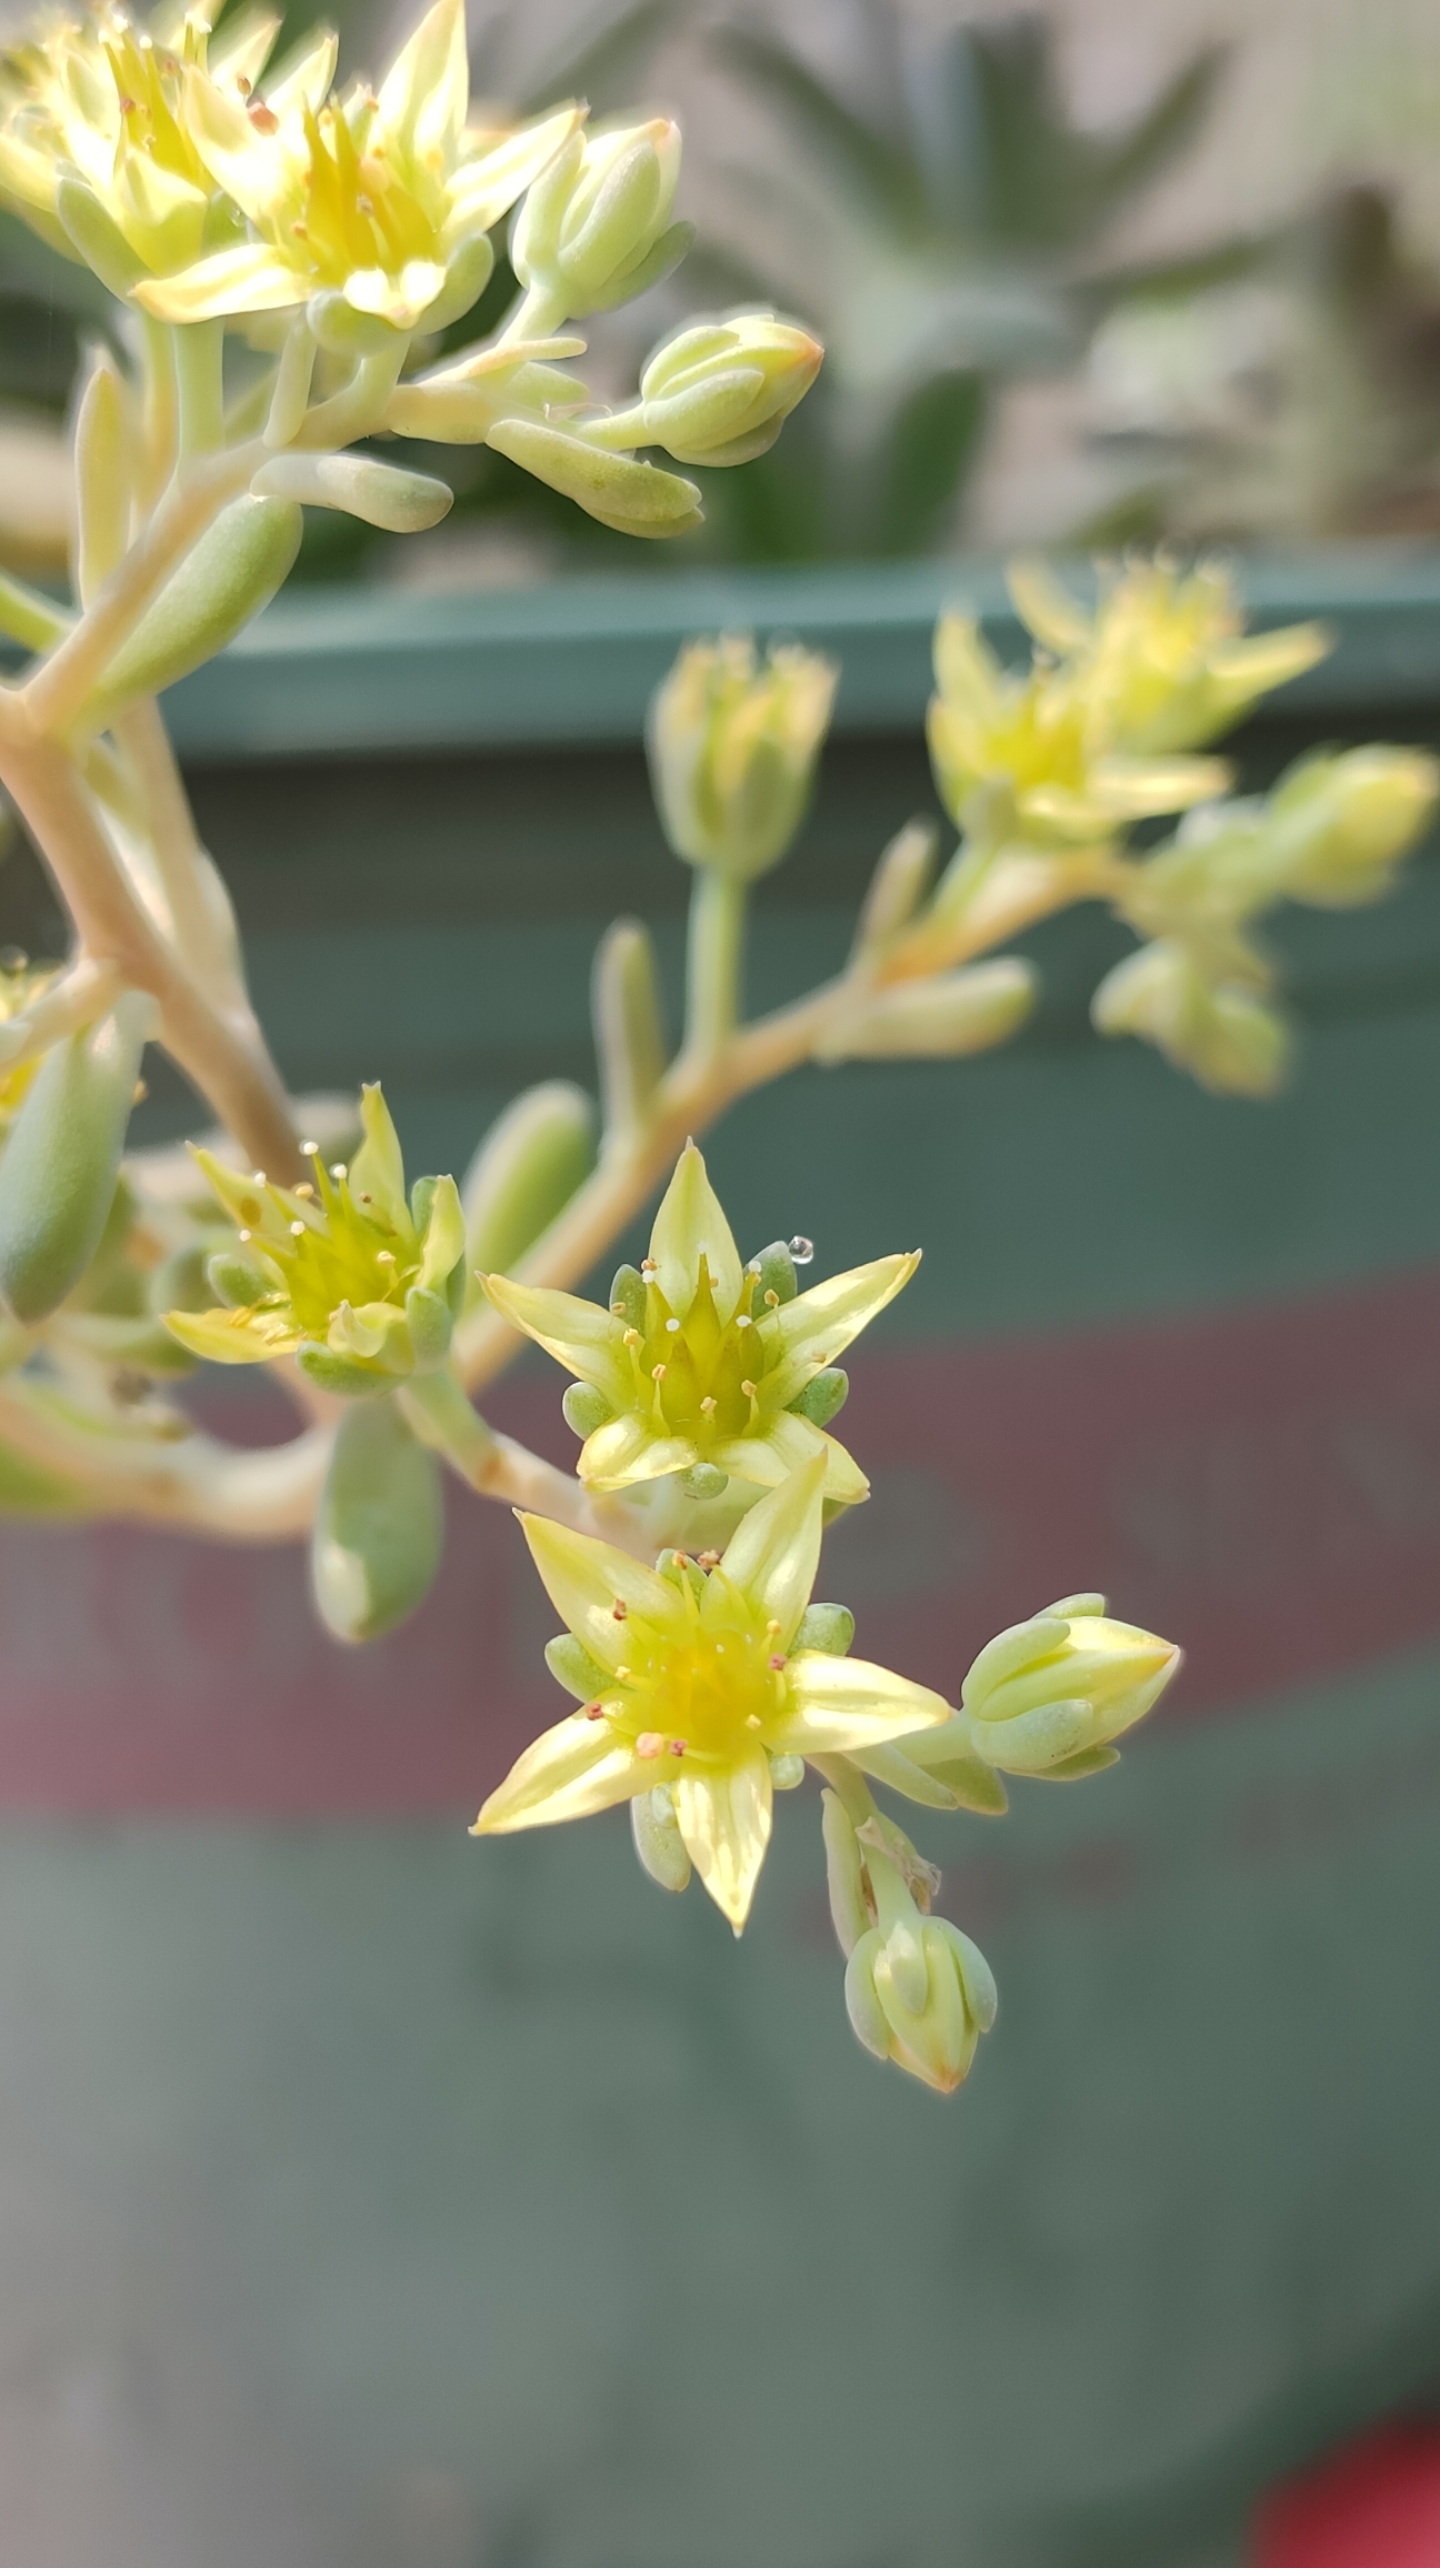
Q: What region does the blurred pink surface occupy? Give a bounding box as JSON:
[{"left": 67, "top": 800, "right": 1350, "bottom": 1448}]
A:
[{"left": 1257, "top": 2427, "right": 1440, "bottom": 2566}]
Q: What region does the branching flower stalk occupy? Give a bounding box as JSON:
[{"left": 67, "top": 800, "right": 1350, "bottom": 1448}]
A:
[{"left": 0, "top": 0, "right": 1433, "bottom": 2084}]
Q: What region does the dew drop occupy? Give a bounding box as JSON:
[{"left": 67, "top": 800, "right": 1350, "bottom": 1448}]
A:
[{"left": 788, "top": 1236, "right": 814, "bottom": 1264}]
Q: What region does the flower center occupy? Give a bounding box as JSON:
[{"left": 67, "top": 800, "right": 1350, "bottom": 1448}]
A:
[
  {"left": 619, "top": 1258, "right": 783, "bottom": 1452},
  {"left": 287, "top": 101, "right": 437, "bottom": 282},
  {"left": 603, "top": 1574, "right": 788, "bottom": 1764}
]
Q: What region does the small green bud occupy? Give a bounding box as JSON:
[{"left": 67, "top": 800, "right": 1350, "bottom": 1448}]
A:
[
  {"left": 563, "top": 1381, "right": 612, "bottom": 1439},
  {"left": 296, "top": 1343, "right": 395, "bottom": 1397},
  {"left": 1093, "top": 941, "right": 1289, "bottom": 1098},
  {"left": 748, "top": 1240, "right": 797, "bottom": 1306},
  {"left": 793, "top": 1602, "right": 854, "bottom": 1656},
  {"left": 311, "top": 1396, "right": 445, "bottom": 1643},
  {"left": 845, "top": 1904, "right": 997, "bottom": 2093},
  {"left": 789, "top": 1366, "right": 848, "bottom": 1428},
  {"left": 648, "top": 635, "right": 837, "bottom": 882},
  {"left": 461, "top": 1081, "right": 597, "bottom": 1299},
  {"left": 955, "top": 1603, "right": 1182, "bottom": 1775},
  {"left": 205, "top": 1248, "right": 270, "bottom": 1309},
  {"left": 638, "top": 312, "right": 822, "bottom": 465},
  {"left": 1266, "top": 746, "right": 1439, "bottom": 907},
  {"left": 818, "top": 958, "right": 1036, "bottom": 1063},
  {"left": 631, "top": 1783, "right": 692, "bottom": 1892},
  {"left": 81, "top": 496, "right": 303, "bottom": 734},
  {"left": 251, "top": 451, "right": 455, "bottom": 534},
  {"left": 609, "top": 1263, "right": 647, "bottom": 1332},
  {"left": 403, "top": 1283, "right": 452, "bottom": 1370},
  {"left": 545, "top": 1631, "right": 613, "bottom": 1699},
  {"left": 0, "top": 993, "right": 151, "bottom": 1324},
  {"left": 680, "top": 1461, "right": 728, "bottom": 1501},
  {"left": 512, "top": 121, "right": 685, "bottom": 316},
  {"left": 486, "top": 419, "right": 701, "bottom": 539}
]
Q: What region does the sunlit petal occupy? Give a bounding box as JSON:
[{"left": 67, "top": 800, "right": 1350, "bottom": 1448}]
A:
[
  {"left": 712, "top": 1452, "right": 824, "bottom": 1646},
  {"left": 773, "top": 1653, "right": 951, "bottom": 1755},
  {"left": 648, "top": 1139, "right": 743, "bottom": 1321},
  {"left": 765, "top": 1251, "right": 919, "bottom": 1406},
  {"left": 480, "top": 1276, "right": 631, "bottom": 1408},
  {"left": 472, "top": 1708, "right": 645, "bottom": 1832},
  {"left": 519, "top": 1510, "right": 680, "bottom": 1672},
  {"left": 673, "top": 1752, "right": 772, "bottom": 1931}
]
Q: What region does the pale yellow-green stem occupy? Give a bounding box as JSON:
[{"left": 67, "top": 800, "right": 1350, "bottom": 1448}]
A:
[
  {"left": 681, "top": 867, "right": 747, "bottom": 1066},
  {"left": 112, "top": 699, "right": 246, "bottom": 998},
  {"left": 0, "top": 955, "right": 124, "bottom": 1071},
  {"left": 0, "top": 715, "right": 302, "bottom": 1182},
  {"left": 400, "top": 1363, "right": 648, "bottom": 1547},
  {"left": 0, "top": 1373, "right": 331, "bottom": 1537},
  {"left": 20, "top": 441, "right": 262, "bottom": 738}
]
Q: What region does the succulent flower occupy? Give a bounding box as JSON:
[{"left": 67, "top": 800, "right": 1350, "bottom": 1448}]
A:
[
  {"left": 648, "top": 635, "right": 837, "bottom": 881},
  {"left": 0, "top": 2, "right": 330, "bottom": 284},
  {"left": 472, "top": 1454, "right": 950, "bottom": 1930},
  {"left": 904, "top": 1592, "right": 1182, "bottom": 1783},
  {"left": 482, "top": 1140, "right": 917, "bottom": 1503},
  {"left": 134, "top": 0, "right": 578, "bottom": 332},
  {"left": 1008, "top": 557, "right": 1331, "bottom": 756},
  {"left": 926, "top": 612, "right": 1229, "bottom": 843},
  {"left": 165, "top": 1082, "right": 465, "bottom": 1390}
]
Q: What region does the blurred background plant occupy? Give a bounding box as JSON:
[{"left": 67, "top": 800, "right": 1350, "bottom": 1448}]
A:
[{"left": 4, "top": 0, "right": 1440, "bottom": 581}]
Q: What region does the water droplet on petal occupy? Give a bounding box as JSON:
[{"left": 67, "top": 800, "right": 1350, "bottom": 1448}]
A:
[{"left": 789, "top": 1235, "right": 814, "bottom": 1264}]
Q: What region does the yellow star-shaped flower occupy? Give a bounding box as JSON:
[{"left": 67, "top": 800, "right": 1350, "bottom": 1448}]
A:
[
  {"left": 481, "top": 1140, "right": 918, "bottom": 1505},
  {"left": 133, "top": 0, "right": 578, "bottom": 331},
  {"left": 473, "top": 1454, "right": 950, "bottom": 1930}
]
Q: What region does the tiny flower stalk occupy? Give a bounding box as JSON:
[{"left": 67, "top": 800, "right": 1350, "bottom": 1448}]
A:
[
  {"left": 482, "top": 1140, "right": 917, "bottom": 1506},
  {"left": 165, "top": 1083, "right": 466, "bottom": 1390},
  {"left": 472, "top": 1453, "right": 951, "bottom": 1930}
]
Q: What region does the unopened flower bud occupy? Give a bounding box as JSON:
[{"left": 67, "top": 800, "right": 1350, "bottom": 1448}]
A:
[
  {"left": 638, "top": 313, "right": 822, "bottom": 465},
  {"left": 845, "top": 1906, "right": 996, "bottom": 2095},
  {"left": 486, "top": 418, "right": 701, "bottom": 538},
  {"left": 1265, "top": 747, "right": 1439, "bottom": 907},
  {"left": 951, "top": 1598, "right": 1181, "bottom": 1776},
  {"left": 1094, "top": 939, "right": 1289, "bottom": 1097},
  {"left": 513, "top": 120, "right": 687, "bottom": 317},
  {"left": 648, "top": 635, "right": 837, "bottom": 882}
]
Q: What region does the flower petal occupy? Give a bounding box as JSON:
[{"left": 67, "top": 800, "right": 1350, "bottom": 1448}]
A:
[
  {"left": 262, "top": 24, "right": 338, "bottom": 120},
  {"left": 135, "top": 242, "right": 304, "bottom": 321},
  {"left": 377, "top": 0, "right": 468, "bottom": 164},
  {"left": 711, "top": 1409, "right": 869, "bottom": 1505},
  {"left": 481, "top": 1275, "right": 631, "bottom": 1408},
  {"left": 673, "top": 1751, "right": 772, "bottom": 1931},
  {"left": 712, "top": 1452, "right": 824, "bottom": 1646},
  {"left": 164, "top": 1306, "right": 297, "bottom": 1363},
  {"left": 765, "top": 1251, "right": 920, "bottom": 1407},
  {"left": 518, "top": 1510, "right": 680, "bottom": 1673},
  {"left": 417, "top": 1174, "right": 465, "bottom": 1292},
  {"left": 773, "top": 1653, "right": 952, "bottom": 1756},
  {"left": 579, "top": 1415, "right": 696, "bottom": 1490},
  {"left": 648, "top": 1141, "right": 743, "bottom": 1322},
  {"left": 447, "top": 105, "right": 584, "bottom": 235},
  {"left": 471, "top": 1707, "right": 645, "bottom": 1833}
]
